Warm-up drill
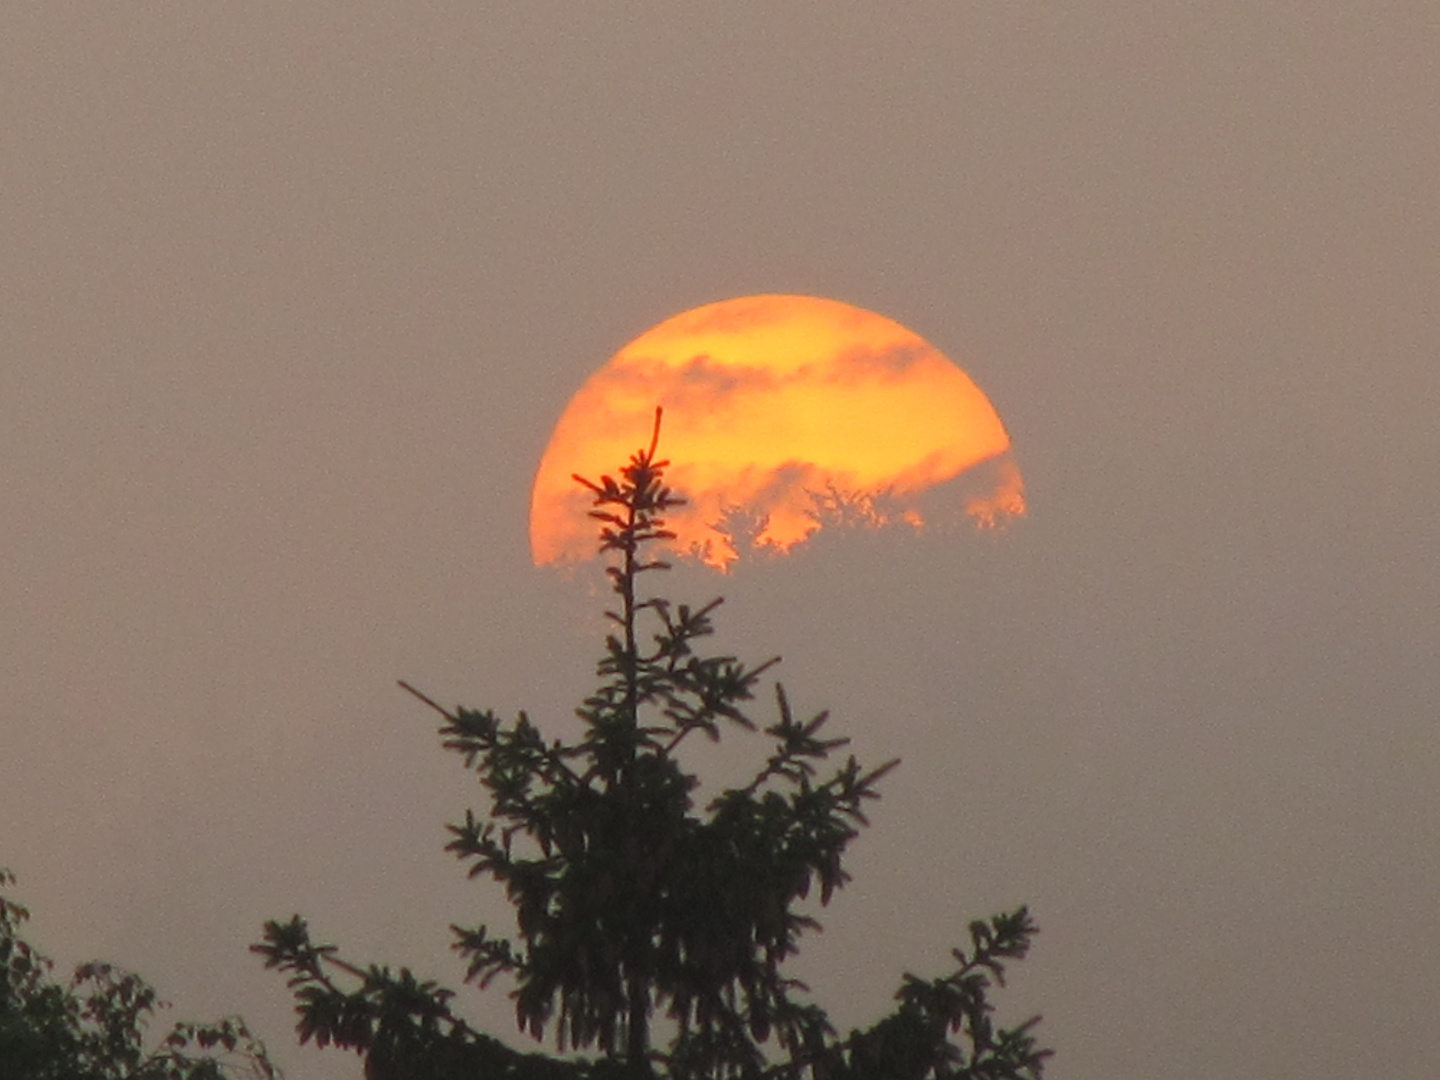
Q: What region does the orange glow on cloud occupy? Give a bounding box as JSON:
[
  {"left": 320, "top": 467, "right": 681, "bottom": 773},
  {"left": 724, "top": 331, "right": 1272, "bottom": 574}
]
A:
[{"left": 531, "top": 294, "right": 1025, "bottom": 568}]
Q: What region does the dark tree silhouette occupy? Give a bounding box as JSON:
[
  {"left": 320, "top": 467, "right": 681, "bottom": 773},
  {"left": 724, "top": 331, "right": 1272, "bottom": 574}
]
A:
[
  {"left": 254, "top": 412, "right": 1050, "bottom": 1080},
  {"left": 0, "top": 869, "right": 277, "bottom": 1080}
]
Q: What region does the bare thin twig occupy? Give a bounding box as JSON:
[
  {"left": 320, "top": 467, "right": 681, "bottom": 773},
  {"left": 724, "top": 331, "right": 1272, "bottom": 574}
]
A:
[{"left": 398, "top": 679, "right": 460, "bottom": 723}]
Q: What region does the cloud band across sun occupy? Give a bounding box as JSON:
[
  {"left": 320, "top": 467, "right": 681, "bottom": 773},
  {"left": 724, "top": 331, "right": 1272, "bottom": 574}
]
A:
[{"left": 531, "top": 294, "right": 1025, "bottom": 568}]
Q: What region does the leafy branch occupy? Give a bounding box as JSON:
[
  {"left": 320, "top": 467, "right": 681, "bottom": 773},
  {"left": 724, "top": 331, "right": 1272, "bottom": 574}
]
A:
[
  {"left": 813, "top": 908, "right": 1052, "bottom": 1080},
  {"left": 1, "top": 868, "right": 276, "bottom": 1080}
]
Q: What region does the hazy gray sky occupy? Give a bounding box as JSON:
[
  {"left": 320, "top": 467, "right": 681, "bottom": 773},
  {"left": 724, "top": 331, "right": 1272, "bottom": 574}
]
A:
[{"left": 3, "top": 4, "right": 1437, "bottom": 1078}]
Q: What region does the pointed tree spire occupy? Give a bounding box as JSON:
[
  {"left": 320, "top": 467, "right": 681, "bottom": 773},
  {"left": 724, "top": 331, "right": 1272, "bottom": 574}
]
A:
[{"left": 255, "top": 419, "right": 1050, "bottom": 1080}]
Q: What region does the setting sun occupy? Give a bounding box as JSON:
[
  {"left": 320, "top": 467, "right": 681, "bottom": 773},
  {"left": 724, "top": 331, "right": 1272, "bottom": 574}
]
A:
[{"left": 531, "top": 294, "right": 1025, "bottom": 568}]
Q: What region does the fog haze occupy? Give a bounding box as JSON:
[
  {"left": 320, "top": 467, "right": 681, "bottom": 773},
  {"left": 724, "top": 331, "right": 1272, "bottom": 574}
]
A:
[{"left": 2, "top": 4, "right": 1437, "bottom": 1077}]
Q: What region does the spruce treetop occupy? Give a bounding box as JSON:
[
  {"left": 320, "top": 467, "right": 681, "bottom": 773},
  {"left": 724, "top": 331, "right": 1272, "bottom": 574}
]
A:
[{"left": 255, "top": 412, "right": 1050, "bottom": 1080}]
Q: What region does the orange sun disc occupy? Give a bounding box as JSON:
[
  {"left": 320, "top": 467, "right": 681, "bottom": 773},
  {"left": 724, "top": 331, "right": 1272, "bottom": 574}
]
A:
[{"left": 531, "top": 294, "right": 1025, "bottom": 569}]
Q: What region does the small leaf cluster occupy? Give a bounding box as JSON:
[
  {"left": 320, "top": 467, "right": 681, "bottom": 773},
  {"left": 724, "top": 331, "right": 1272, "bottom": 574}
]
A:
[{"left": 1, "top": 868, "right": 276, "bottom": 1080}]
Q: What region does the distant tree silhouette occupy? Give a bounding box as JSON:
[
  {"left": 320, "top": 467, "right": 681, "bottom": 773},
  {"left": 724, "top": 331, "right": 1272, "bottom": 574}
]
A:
[
  {"left": 0, "top": 869, "right": 276, "bottom": 1080},
  {"left": 254, "top": 411, "right": 1050, "bottom": 1080},
  {"left": 703, "top": 481, "right": 921, "bottom": 569},
  {"left": 701, "top": 503, "right": 776, "bottom": 567}
]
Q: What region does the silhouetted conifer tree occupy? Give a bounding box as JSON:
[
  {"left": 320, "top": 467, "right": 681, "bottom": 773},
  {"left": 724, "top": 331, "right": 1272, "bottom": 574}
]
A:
[{"left": 254, "top": 413, "right": 1051, "bottom": 1080}]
